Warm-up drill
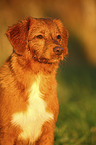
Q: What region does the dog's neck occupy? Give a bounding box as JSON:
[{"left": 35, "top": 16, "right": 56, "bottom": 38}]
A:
[{"left": 8, "top": 53, "right": 58, "bottom": 89}]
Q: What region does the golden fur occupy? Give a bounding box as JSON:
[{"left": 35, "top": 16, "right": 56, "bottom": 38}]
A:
[{"left": 0, "top": 17, "right": 68, "bottom": 145}]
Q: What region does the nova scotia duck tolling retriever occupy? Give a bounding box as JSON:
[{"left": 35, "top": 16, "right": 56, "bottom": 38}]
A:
[{"left": 0, "top": 17, "right": 68, "bottom": 145}]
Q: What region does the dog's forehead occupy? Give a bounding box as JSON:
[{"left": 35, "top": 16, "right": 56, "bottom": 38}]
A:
[{"left": 30, "top": 18, "right": 59, "bottom": 33}]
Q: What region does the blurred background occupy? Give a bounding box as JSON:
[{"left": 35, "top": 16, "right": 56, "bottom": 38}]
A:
[{"left": 0, "top": 0, "right": 96, "bottom": 144}]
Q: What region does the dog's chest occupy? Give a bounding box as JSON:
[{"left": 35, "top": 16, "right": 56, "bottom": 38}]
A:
[{"left": 11, "top": 75, "right": 53, "bottom": 143}]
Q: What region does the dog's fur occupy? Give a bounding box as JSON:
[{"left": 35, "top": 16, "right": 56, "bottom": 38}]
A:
[{"left": 0, "top": 17, "right": 68, "bottom": 145}]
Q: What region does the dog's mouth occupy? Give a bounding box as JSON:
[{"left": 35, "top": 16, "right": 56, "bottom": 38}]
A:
[{"left": 33, "top": 55, "right": 64, "bottom": 64}]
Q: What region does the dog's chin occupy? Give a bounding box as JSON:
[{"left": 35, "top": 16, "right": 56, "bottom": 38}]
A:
[{"left": 34, "top": 55, "right": 64, "bottom": 64}]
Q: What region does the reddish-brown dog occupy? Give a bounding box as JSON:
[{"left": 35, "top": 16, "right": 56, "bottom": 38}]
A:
[{"left": 0, "top": 17, "right": 68, "bottom": 145}]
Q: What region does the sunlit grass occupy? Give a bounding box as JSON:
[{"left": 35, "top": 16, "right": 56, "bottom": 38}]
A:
[{"left": 55, "top": 66, "right": 96, "bottom": 145}]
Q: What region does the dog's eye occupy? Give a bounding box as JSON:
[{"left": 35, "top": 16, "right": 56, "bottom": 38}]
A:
[
  {"left": 57, "top": 35, "right": 61, "bottom": 39},
  {"left": 36, "top": 35, "right": 43, "bottom": 39}
]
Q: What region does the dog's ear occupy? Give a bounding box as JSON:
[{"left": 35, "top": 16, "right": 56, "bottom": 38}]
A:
[
  {"left": 6, "top": 17, "right": 33, "bottom": 55},
  {"left": 53, "top": 19, "right": 69, "bottom": 56}
]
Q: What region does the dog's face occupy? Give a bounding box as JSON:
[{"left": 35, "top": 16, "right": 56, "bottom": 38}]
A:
[{"left": 6, "top": 17, "right": 68, "bottom": 64}]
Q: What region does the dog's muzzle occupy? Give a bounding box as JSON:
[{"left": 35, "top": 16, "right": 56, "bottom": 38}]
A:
[{"left": 53, "top": 47, "right": 64, "bottom": 55}]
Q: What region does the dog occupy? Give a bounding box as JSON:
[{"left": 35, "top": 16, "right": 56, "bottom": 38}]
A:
[{"left": 0, "top": 17, "right": 68, "bottom": 145}]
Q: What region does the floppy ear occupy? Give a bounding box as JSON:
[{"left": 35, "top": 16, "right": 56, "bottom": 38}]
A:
[
  {"left": 6, "top": 17, "right": 32, "bottom": 55},
  {"left": 53, "top": 19, "right": 69, "bottom": 56}
]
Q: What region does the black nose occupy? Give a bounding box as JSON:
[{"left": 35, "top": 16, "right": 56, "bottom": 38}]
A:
[{"left": 53, "top": 47, "right": 64, "bottom": 55}]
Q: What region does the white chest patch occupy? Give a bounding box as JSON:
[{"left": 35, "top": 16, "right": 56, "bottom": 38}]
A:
[{"left": 11, "top": 75, "right": 54, "bottom": 143}]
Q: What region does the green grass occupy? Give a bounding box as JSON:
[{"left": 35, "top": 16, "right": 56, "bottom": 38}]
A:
[{"left": 55, "top": 66, "right": 96, "bottom": 145}]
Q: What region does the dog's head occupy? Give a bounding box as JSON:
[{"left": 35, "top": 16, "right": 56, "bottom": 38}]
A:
[{"left": 6, "top": 17, "right": 68, "bottom": 64}]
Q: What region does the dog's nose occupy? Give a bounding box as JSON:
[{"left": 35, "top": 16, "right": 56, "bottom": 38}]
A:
[{"left": 53, "top": 47, "right": 64, "bottom": 55}]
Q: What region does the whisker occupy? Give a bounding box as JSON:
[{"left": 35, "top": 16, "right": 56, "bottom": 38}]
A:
[
  {"left": 59, "top": 56, "right": 70, "bottom": 68},
  {"left": 64, "top": 56, "right": 70, "bottom": 63}
]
